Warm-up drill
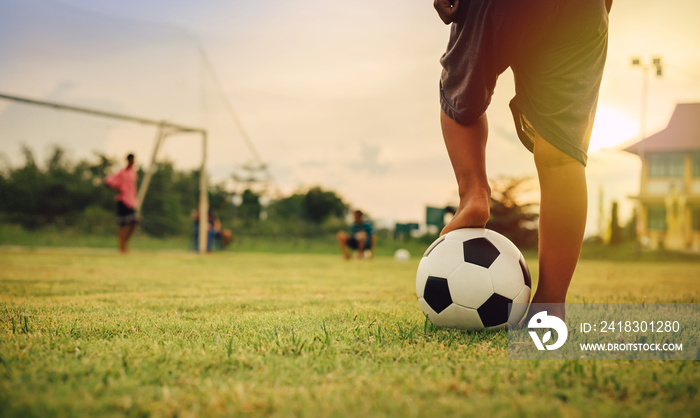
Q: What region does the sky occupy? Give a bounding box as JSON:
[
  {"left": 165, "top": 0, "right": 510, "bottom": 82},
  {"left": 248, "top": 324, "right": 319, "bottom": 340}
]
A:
[{"left": 1, "top": 0, "right": 699, "bottom": 235}]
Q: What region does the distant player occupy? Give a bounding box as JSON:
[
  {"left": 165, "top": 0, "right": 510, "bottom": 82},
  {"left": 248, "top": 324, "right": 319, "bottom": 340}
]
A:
[
  {"left": 104, "top": 153, "right": 138, "bottom": 254},
  {"left": 337, "top": 210, "right": 376, "bottom": 260},
  {"left": 434, "top": 0, "right": 611, "bottom": 319}
]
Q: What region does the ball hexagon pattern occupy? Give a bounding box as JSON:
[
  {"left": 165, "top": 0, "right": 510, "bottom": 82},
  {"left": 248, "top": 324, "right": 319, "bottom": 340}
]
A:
[
  {"left": 416, "top": 228, "right": 531, "bottom": 330},
  {"left": 423, "top": 277, "right": 452, "bottom": 313}
]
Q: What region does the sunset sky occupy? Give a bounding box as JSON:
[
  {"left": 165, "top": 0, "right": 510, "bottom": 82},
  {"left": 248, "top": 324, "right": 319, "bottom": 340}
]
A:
[{"left": 1, "top": 0, "right": 699, "bottom": 235}]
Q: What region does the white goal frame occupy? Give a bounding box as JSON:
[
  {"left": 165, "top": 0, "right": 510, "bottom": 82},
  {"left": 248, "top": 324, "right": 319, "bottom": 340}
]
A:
[{"left": 0, "top": 92, "right": 210, "bottom": 253}]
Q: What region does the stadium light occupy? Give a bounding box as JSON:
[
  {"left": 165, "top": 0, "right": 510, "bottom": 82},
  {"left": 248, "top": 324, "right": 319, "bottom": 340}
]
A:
[{"left": 630, "top": 55, "right": 664, "bottom": 141}]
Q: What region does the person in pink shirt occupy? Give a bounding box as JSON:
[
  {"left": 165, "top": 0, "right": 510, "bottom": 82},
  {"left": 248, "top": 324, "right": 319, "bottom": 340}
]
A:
[{"left": 104, "top": 153, "right": 138, "bottom": 253}]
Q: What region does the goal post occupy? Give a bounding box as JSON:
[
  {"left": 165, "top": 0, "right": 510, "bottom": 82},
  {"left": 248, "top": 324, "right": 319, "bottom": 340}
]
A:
[
  {"left": 136, "top": 124, "right": 209, "bottom": 253},
  {"left": 136, "top": 122, "right": 167, "bottom": 215},
  {"left": 198, "top": 132, "right": 208, "bottom": 254},
  {"left": 0, "top": 92, "right": 211, "bottom": 253}
]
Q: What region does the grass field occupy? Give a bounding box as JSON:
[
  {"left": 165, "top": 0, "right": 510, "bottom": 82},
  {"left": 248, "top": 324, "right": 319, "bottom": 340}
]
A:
[{"left": 1, "top": 247, "right": 698, "bottom": 417}]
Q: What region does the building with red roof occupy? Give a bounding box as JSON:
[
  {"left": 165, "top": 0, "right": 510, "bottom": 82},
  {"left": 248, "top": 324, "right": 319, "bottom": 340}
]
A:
[{"left": 624, "top": 103, "right": 700, "bottom": 251}]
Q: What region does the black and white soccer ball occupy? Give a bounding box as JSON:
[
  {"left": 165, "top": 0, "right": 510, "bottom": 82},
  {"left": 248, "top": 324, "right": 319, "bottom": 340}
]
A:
[{"left": 416, "top": 228, "right": 531, "bottom": 330}]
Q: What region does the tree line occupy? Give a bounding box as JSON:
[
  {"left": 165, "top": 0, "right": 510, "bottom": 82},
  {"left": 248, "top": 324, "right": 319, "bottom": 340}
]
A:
[
  {"left": 0, "top": 146, "right": 543, "bottom": 248},
  {"left": 0, "top": 146, "right": 349, "bottom": 238}
]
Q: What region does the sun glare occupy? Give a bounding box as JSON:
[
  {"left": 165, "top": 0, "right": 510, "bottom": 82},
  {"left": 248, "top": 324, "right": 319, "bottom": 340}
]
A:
[{"left": 589, "top": 105, "right": 639, "bottom": 152}]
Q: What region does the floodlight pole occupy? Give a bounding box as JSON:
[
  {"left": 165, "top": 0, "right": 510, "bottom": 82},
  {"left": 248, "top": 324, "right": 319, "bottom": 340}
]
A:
[
  {"left": 629, "top": 56, "right": 664, "bottom": 201},
  {"left": 630, "top": 56, "right": 663, "bottom": 141},
  {"left": 629, "top": 56, "right": 663, "bottom": 255}
]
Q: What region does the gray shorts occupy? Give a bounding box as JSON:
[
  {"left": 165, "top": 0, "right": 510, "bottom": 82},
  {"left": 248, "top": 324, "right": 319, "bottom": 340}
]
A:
[
  {"left": 116, "top": 201, "right": 138, "bottom": 226},
  {"left": 439, "top": 0, "right": 610, "bottom": 166}
]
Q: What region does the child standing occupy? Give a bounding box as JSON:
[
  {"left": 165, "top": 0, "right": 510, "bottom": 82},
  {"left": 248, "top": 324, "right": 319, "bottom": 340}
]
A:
[{"left": 434, "top": 0, "right": 611, "bottom": 319}]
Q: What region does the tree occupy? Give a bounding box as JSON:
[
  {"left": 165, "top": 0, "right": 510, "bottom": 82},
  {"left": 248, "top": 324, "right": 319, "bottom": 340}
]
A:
[
  {"left": 624, "top": 207, "right": 638, "bottom": 242},
  {"left": 139, "top": 162, "right": 186, "bottom": 237},
  {"left": 609, "top": 201, "right": 623, "bottom": 246},
  {"left": 207, "top": 184, "right": 233, "bottom": 226},
  {"left": 267, "top": 187, "right": 347, "bottom": 224},
  {"left": 267, "top": 193, "right": 305, "bottom": 221},
  {"left": 485, "top": 177, "right": 539, "bottom": 249},
  {"left": 303, "top": 187, "right": 347, "bottom": 223},
  {"left": 0, "top": 146, "right": 114, "bottom": 229},
  {"left": 238, "top": 189, "right": 262, "bottom": 221},
  {"left": 0, "top": 147, "right": 43, "bottom": 228},
  {"left": 172, "top": 168, "right": 201, "bottom": 217},
  {"left": 0, "top": 145, "right": 358, "bottom": 241}
]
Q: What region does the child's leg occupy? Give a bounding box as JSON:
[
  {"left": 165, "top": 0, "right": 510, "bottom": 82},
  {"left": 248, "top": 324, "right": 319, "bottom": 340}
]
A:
[
  {"left": 125, "top": 223, "right": 137, "bottom": 244},
  {"left": 117, "top": 225, "right": 128, "bottom": 253},
  {"left": 119, "top": 223, "right": 137, "bottom": 253},
  {"left": 531, "top": 133, "right": 588, "bottom": 319},
  {"left": 355, "top": 231, "right": 367, "bottom": 259},
  {"left": 440, "top": 110, "right": 491, "bottom": 235},
  {"left": 336, "top": 231, "right": 351, "bottom": 260}
]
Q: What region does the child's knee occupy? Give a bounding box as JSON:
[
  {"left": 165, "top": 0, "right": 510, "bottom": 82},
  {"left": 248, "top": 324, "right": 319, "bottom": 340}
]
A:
[{"left": 533, "top": 134, "right": 583, "bottom": 171}]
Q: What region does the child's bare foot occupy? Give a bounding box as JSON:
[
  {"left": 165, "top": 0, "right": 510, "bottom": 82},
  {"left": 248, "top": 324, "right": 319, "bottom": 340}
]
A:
[
  {"left": 441, "top": 187, "right": 491, "bottom": 235},
  {"left": 517, "top": 293, "right": 566, "bottom": 328}
]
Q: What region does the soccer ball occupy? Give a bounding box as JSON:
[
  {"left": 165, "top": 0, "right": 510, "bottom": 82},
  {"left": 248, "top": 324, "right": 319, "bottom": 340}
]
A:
[
  {"left": 416, "top": 228, "right": 531, "bottom": 330},
  {"left": 394, "top": 248, "right": 411, "bottom": 261}
]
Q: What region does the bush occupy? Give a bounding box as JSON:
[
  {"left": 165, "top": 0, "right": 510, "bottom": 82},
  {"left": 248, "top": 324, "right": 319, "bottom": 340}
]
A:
[{"left": 79, "top": 205, "right": 114, "bottom": 235}]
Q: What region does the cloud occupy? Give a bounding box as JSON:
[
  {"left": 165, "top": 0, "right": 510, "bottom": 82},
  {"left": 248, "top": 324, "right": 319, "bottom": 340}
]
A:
[{"left": 347, "top": 143, "right": 390, "bottom": 175}]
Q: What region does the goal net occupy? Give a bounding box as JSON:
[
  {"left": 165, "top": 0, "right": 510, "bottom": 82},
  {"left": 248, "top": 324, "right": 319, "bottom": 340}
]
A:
[{"left": 0, "top": 0, "right": 223, "bottom": 252}]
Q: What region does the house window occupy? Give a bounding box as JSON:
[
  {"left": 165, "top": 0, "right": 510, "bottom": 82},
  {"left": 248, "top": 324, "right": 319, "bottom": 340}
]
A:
[
  {"left": 648, "top": 154, "right": 684, "bottom": 178},
  {"left": 693, "top": 154, "right": 700, "bottom": 178},
  {"left": 647, "top": 206, "right": 667, "bottom": 231}
]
